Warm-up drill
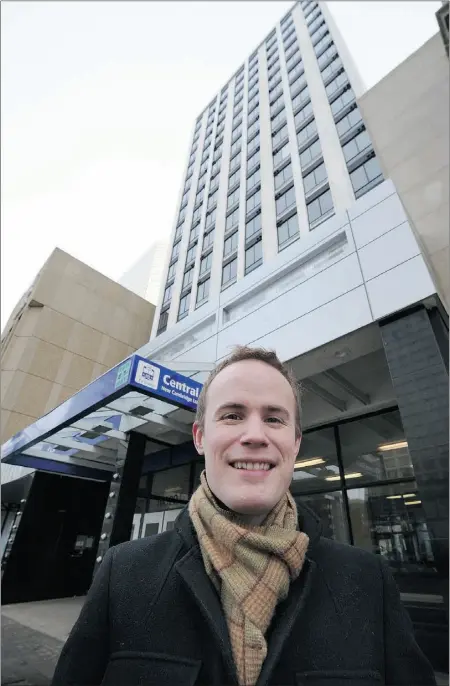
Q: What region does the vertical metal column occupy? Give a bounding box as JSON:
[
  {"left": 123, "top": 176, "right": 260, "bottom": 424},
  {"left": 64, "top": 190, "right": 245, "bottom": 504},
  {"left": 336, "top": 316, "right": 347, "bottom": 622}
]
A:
[{"left": 94, "top": 432, "right": 147, "bottom": 570}]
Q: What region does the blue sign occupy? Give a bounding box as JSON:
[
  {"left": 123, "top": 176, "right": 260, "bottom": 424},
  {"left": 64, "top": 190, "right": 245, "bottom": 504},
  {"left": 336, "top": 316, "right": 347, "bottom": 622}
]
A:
[
  {"left": 1, "top": 354, "right": 203, "bottom": 462},
  {"left": 131, "top": 357, "right": 202, "bottom": 411}
]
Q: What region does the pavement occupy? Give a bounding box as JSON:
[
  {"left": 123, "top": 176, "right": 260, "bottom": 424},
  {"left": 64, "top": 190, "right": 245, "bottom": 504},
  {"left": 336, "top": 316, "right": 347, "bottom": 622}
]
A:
[
  {"left": 1, "top": 596, "right": 448, "bottom": 685},
  {"left": 2, "top": 597, "right": 84, "bottom": 686}
]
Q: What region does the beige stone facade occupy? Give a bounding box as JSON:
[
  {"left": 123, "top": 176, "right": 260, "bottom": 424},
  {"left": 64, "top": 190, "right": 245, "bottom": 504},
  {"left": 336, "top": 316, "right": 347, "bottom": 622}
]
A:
[
  {"left": 358, "top": 33, "right": 449, "bottom": 312},
  {"left": 1, "top": 248, "right": 155, "bottom": 448}
]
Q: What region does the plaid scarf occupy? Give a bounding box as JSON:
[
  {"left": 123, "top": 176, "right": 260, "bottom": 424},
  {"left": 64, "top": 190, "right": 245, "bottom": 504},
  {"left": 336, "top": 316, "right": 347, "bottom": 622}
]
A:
[{"left": 188, "top": 470, "right": 310, "bottom": 686}]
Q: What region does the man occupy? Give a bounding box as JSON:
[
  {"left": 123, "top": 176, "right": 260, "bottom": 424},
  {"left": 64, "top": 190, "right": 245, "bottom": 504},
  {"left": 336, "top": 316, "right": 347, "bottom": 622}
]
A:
[{"left": 52, "top": 345, "right": 436, "bottom": 686}]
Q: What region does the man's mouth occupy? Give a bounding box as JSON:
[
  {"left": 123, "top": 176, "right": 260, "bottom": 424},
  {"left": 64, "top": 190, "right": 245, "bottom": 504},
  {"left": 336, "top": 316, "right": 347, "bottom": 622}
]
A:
[{"left": 229, "top": 461, "right": 275, "bottom": 471}]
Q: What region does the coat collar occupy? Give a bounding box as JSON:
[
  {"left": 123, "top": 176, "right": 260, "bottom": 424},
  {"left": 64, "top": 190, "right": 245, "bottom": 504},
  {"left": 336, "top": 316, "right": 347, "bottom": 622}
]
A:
[{"left": 173, "top": 499, "right": 322, "bottom": 686}]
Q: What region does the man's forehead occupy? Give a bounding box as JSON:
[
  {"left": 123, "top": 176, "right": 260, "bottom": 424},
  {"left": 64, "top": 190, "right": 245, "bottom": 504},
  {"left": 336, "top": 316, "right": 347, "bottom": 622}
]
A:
[{"left": 207, "top": 359, "right": 294, "bottom": 401}]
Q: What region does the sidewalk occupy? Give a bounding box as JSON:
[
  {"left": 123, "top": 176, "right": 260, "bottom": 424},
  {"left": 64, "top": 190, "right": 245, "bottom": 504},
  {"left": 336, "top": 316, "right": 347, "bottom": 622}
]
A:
[{"left": 2, "top": 597, "right": 84, "bottom": 686}]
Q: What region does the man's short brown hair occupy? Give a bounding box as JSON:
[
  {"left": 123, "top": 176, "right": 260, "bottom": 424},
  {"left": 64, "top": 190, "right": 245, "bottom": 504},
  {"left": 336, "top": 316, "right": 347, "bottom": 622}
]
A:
[{"left": 195, "top": 345, "right": 302, "bottom": 438}]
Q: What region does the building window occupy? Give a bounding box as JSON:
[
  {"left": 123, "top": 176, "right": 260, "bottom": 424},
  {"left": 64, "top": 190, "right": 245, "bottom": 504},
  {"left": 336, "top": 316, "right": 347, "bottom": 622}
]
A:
[
  {"left": 350, "top": 156, "right": 383, "bottom": 197},
  {"left": 248, "top": 133, "right": 260, "bottom": 155},
  {"left": 271, "top": 107, "right": 286, "bottom": 131},
  {"left": 230, "top": 152, "right": 241, "bottom": 173},
  {"left": 269, "top": 82, "right": 283, "bottom": 103},
  {"left": 248, "top": 95, "right": 259, "bottom": 114},
  {"left": 274, "top": 160, "right": 293, "bottom": 190},
  {"left": 285, "top": 44, "right": 299, "bottom": 62},
  {"left": 230, "top": 138, "right": 242, "bottom": 158},
  {"left": 229, "top": 168, "right": 241, "bottom": 189},
  {"left": 297, "top": 119, "right": 318, "bottom": 148},
  {"left": 203, "top": 228, "right": 215, "bottom": 251},
  {"left": 182, "top": 267, "right": 194, "bottom": 290},
  {"left": 303, "top": 161, "right": 328, "bottom": 194},
  {"left": 318, "top": 43, "right": 337, "bottom": 69},
  {"left": 342, "top": 129, "right": 372, "bottom": 163},
  {"left": 206, "top": 207, "right": 216, "bottom": 229},
  {"left": 248, "top": 85, "right": 259, "bottom": 102},
  {"left": 227, "top": 187, "right": 240, "bottom": 210},
  {"left": 276, "top": 185, "right": 296, "bottom": 217},
  {"left": 270, "top": 94, "right": 284, "bottom": 116},
  {"left": 321, "top": 55, "right": 343, "bottom": 83},
  {"left": 299, "top": 138, "right": 322, "bottom": 169},
  {"left": 326, "top": 71, "right": 348, "bottom": 100},
  {"left": 245, "top": 238, "right": 263, "bottom": 274},
  {"left": 226, "top": 206, "right": 240, "bottom": 232},
  {"left": 247, "top": 167, "right": 260, "bottom": 192},
  {"left": 157, "top": 309, "right": 169, "bottom": 335},
  {"left": 222, "top": 258, "right": 237, "bottom": 288},
  {"left": 292, "top": 86, "right": 310, "bottom": 111},
  {"left": 290, "top": 74, "right": 307, "bottom": 98},
  {"left": 308, "top": 15, "right": 325, "bottom": 36},
  {"left": 174, "top": 224, "right": 183, "bottom": 242},
  {"left": 199, "top": 251, "right": 213, "bottom": 276},
  {"left": 167, "top": 262, "right": 177, "bottom": 281},
  {"left": 178, "top": 292, "right": 191, "bottom": 320},
  {"left": 273, "top": 142, "right": 290, "bottom": 167},
  {"left": 208, "top": 189, "right": 218, "bottom": 209},
  {"left": 278, "top": 212, "right": 299, "bottom": 249},
  {"left": 288, "top": 61, "right": 304, "bottom": 83},
  {"left": 286, "top": 52, "right": 301, "bottom": 71},
  {"left": 196, "top": 277, "right": 210, "bottom": 306},
  {"left": 314, "top": 32, "right": 332, "bottom": 56},
  {"left": 272, "top": 123, "right": 289, "bottom": 148},
  {"left": 163, "top": 283, "right": 173, "bottom": 305},
  {"left": 194, "top": 189, "right": 204, "bottom": 207},
  {"left": 224, "top": 230, "right": 239, "bottom": 256},
  {"left": 246, "top": 188, "right": 261, "bottom": 214},
  {"left": 294, "top": 100, "right": 313, "bottom": 130},
  {"left": 307, "top": 188, "right": 333, "bottom": 225},
  {"left": 233, "top": 112, "right": 243, "bottom": 129},
  {"left": 245, "top": 211, "right": 262, "bottom": 240},
  {"left": 189, "top": 225, "right": 199, "bottom": 243},
  {"left": 336, "top": 107, "right": 363, "bottom": 137},
  {"left": 170, "top": 241, "right": 180, "bottom": 262},
  {"left": 232, "top": 122, "right": 243, "bottom": 140},
  {"left": 248, "top": 119, "right": 260, "bottom": 140},
  {"left": 209, "top": 173, "right": 220, "bottom": 194},
  {"left": 331, "top": 88, "right": 355, "bottom": 117},
  {"left": 186, "top": 245, "right": 196, "bottom": 265},
  {"left": 213, "top": 147, "right": 222, "bottom": 164},
  {"left": 247, "top": 148, "right": 260, "bottom": 172}
]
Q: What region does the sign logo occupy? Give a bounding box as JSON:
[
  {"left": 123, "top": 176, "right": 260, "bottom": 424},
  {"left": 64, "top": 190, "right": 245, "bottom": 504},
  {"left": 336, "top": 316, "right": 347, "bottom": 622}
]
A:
[
  {"left": 115, "top": 359, "right": 132, "bottom": 389},
  {"left": 135, "top": 361, "right": 160, "bottom": 390}
]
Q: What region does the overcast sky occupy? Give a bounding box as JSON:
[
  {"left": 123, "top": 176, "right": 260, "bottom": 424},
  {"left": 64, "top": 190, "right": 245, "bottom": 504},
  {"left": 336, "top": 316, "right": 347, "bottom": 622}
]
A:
[{"left": 1, "top": 1, "right": 441, "bottom": 330}]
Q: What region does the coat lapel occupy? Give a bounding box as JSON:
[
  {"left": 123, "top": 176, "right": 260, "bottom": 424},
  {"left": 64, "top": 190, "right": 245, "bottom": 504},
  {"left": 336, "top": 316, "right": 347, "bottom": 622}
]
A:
[{"left": 175, "top": 510, "right": 239, "bottom": 685}]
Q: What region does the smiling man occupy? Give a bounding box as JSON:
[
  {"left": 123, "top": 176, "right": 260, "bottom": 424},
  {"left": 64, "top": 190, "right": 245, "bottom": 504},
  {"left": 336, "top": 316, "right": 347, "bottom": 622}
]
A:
[{"left": 52, "top": 346, "right": 436, "bottom": 686}]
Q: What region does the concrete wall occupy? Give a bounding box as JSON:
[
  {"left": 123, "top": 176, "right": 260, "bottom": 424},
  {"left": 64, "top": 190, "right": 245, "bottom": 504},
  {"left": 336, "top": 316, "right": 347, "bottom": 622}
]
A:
[
  {"left": 358, "top": 34, "right": 449, "bottom": 312},
  {"left": 1, "top": 249, "right": 155, "bottom": 458}
]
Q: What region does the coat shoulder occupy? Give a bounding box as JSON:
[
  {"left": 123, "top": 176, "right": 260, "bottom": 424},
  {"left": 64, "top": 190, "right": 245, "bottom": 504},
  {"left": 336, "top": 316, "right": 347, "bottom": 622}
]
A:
[
  {"left": 111, "top": 530, "right": 178, "bottom": 563},
  {"left": 315, "top": 535, "right": 382, "bottom": 572}
]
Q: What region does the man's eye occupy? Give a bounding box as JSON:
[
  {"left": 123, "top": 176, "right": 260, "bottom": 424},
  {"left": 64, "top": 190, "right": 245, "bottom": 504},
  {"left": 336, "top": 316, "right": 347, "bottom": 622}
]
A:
[
  {"left": 266, "top": 416, "right": 283, "bottom": 424},
  {"left": 222, "top": 413, "right": 241, "bottom": 421}
]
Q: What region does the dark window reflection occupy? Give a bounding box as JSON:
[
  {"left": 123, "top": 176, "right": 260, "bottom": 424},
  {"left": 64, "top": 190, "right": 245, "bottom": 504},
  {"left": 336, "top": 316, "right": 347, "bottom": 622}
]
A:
[
  {"left": 294, "top": 491, "right": 349, "bottom": 544},
  {"left": 338, "top": 410, "right": 414, "bottom": 484},
  {"left": 291, "top": 427, "right": 341, "bottom": 493}
]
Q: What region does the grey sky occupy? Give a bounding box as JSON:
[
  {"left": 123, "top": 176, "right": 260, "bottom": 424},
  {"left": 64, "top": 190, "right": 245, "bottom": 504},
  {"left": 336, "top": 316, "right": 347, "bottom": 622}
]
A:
[{"left": 1, "top": 1, "right": 441, "bottom": 330}]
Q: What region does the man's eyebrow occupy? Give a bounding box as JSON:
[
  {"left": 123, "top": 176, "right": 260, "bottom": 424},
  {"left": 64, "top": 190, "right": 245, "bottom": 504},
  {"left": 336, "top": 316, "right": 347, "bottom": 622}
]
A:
[{"left": 214, "top": 403, "right": 290, "bottom": 417}]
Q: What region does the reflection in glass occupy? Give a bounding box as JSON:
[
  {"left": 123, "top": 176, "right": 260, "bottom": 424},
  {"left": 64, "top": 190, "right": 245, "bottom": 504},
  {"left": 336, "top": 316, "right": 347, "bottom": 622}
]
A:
[
  {"left": 291, "top": 428, "right": 341, "bottom": 493},
  {"left": 294, "top": 491, "right": 349, "bottom": 543},
  {"left": 151, "top": 465, "right": 190, "bottom": 503},
  {"left": 338, "top": 410, "right": 414, "bottom": 484},
  {"left": 347, "top": 482, "right": 439, "bottom": 595}
]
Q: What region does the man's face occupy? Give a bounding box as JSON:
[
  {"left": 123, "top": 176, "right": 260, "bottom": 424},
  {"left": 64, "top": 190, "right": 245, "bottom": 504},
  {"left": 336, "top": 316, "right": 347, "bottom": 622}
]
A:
[{"left": 193, "top": 359, "right": 301, "bottom": 517}]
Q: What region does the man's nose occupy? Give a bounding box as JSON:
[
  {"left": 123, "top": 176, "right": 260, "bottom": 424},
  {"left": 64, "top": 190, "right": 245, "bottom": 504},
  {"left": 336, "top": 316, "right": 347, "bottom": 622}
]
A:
[{"left": 240, "top": 415, "right": 268, "bottom": 445}]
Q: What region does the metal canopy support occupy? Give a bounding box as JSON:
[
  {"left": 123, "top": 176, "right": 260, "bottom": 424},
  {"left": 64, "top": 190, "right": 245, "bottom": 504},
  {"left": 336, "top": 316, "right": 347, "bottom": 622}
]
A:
[
  {"left": 301, "top": 379, "right": 347, "bottom": 412},
  {"left": 322, "top": 369, "right": 371, "bottom": 405}
]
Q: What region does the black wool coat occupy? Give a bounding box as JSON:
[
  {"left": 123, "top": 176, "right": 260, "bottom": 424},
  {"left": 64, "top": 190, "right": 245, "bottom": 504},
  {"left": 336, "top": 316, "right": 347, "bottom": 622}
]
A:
[{"left": 52, "top": 502, "right": 436, "bottom": 686}]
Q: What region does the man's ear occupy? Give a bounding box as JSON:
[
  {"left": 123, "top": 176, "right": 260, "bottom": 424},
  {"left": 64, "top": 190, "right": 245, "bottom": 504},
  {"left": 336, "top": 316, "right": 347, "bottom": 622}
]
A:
[
  {"left": 192, "top": 421, "right": 204, "bottom": 455},
  {"left": 294, "top": 434, "right": 301, "bottom": 461}
]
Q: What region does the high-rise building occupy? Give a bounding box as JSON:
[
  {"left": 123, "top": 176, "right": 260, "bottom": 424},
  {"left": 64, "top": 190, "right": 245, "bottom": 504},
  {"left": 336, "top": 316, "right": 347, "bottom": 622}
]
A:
[{"left": 152, "top": 0, "right": 383, "bottom": 337}]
